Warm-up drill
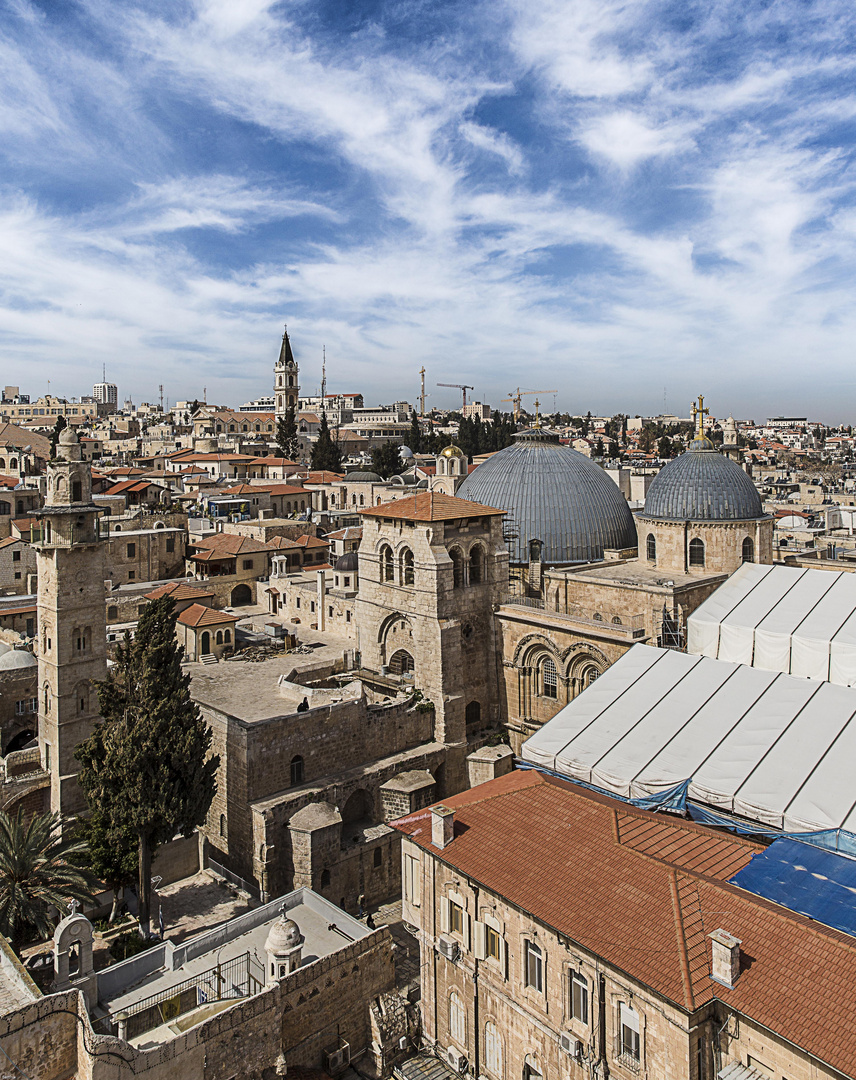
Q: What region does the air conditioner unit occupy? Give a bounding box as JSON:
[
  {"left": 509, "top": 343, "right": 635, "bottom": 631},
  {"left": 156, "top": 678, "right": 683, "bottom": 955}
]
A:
[
  {"left": 447, "top": 1047, "right": 468, "bottom": 1073},
  {"left": 559, "top": 1033, "right": 583, "bottom": 1059},
  {"left": 437, "top": 936, "right": 460, "bottom": 961},
  {"left": 323, "top": 1042, "right": 351, "bottom": 1074}
]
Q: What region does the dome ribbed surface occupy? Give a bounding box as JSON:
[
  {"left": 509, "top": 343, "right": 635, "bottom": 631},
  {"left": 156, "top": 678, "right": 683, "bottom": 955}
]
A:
[
  {"left": 335, "top": 551, "right": 359, "bottom": 572},
  {"left": 345, "top": 470, "right": 383, "bottom": 483},
  {"left": 643, "top": 447, "right": 763, "bottom": 521},
  {"left": 456, "top": 429, "right": 636, "bottom": 565},
  {"left": 0, "top": 649, "right": 37, "bottom": 670}
]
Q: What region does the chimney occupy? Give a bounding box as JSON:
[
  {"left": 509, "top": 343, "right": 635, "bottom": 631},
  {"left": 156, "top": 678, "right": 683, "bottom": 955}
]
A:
[
  {"left": 431, "top": 805, "right": 455, "bottom": 849},
  {"left": 709, "top": 929, "right": 742, "bottom": 988}
]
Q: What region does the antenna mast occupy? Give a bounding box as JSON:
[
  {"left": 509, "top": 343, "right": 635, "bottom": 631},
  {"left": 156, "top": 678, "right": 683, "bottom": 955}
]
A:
[{"left": 419, "top": 367, "right": 426, "bottom": 416}]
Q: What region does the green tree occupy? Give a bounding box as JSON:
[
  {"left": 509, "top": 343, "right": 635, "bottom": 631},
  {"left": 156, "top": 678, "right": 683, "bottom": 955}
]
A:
[
  {"left": 658, "top": 435, "right": 674, "bottom": 458},
  {"left": 76, "top": 598, "right": 219, "bottom": 938},
  {"left": 81, "top": 809, "right": 138, "bottom": 923},
  {"left": 0, "top": 809, "right": 98, "bottom": 953},
  {"left": 581, "top": 411, "right": 592, "bottom": 436},
  {"left": 275, "top": 403, "right": 300, "bottom": 461},
  {"left": 408, "top": 411, "right": 424, "bottom": 454},
  {"left": 49, "top": 415, "right": 67, "bottom": 459},
  {"left": 372, "top": 442, "right": 404, "bottom": 479},
  {"left": 608, "top": 439, "right": 621, "bottom": 459},
  {"left": 310, "top": 412, "right": 342, "bottom": 473},
  {"left": 594, "top": 437, "right": 605, "bottom": 457}
]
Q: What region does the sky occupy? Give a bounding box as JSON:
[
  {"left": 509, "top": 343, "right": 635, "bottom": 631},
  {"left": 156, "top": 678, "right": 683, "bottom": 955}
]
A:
[{"left": 2, "top": 0, "right": 856, "bottom": 421}]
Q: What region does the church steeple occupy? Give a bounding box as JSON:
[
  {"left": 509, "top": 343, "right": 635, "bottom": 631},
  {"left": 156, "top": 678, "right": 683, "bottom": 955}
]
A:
[{"left": 274, "top": 325, "right": 300, "bottom": 419}]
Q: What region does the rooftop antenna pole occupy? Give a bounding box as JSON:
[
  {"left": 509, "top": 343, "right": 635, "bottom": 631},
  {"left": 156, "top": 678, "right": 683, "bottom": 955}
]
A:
[
  {"left": 103, "top": 363, "right": 106, "bottom": 383},
  {"left": 159, "top": 384, "right": 163, "bottom": 412},
  {"left": 419, "top": 367, "right": 426, "bottom": 416}
]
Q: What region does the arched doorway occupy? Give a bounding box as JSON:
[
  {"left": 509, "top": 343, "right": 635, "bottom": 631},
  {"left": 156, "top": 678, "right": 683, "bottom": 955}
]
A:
[
  {"left": 465, "top": 701, "right": 481, "bottom": 728},
  {"left": 5, "top": 729, "right": 35, "bottom": 756},
  {"left": 342, "top": 789, "right": 374, "bottom": 824},
  {"left": 231, "top": 583, "right": 252, "bottom": 606},
  {"left": 388, "top": 649, "right": 414, "bottom": 676},
  {"left": 200, "top": 631, "right": 211, "bottom": 654}
]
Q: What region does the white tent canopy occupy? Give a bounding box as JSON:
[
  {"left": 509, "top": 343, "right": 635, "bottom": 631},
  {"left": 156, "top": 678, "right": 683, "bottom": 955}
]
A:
[
  {"left": 521, "top": 644, "right": 856, "bottom": 834},
  {"left": 686, "top": 562, "right": 856, "bottom": 685}
]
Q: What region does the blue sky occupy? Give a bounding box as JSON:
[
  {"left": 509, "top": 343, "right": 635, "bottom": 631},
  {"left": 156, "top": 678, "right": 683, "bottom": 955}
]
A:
[{"left": 2, "top": 0, "right": 856, "bottom": 421}]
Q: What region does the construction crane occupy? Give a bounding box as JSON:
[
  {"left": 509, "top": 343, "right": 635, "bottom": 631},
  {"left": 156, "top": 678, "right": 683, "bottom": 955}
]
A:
[
  {"left": 437, "top": 382, "right": 474, "bottom": 411},
  {"left": 502, "top": 388, "right": 558, "bottom": 421}
]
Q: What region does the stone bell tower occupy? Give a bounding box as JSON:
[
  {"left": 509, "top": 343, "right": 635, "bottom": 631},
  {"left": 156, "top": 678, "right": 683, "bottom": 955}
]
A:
[
  {"left": 274, "top": 326, "right": 300, "bottom": 419},
  {"left": 35, "top": 429, "right": 106, "bottom": 816}
]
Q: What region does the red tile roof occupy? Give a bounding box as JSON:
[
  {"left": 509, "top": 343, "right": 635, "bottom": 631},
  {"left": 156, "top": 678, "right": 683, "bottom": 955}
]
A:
[
  {"left": 145, "top": 582, "right": 215, "bottom": 602},
  {"left": 177, "top": 603, "right": 240, "bottom": 628},
  {"left": 190, "top": 535, "right": 273, "bottom": 560},
  {"left": 394, "top": 771, "right": 856, "bottom": 1075},
  {"left": 0, "top": 476, "right": 18, "bottom": 489},
  {"left": 360, "top": 491, "right": 504, "bottom": 522}
]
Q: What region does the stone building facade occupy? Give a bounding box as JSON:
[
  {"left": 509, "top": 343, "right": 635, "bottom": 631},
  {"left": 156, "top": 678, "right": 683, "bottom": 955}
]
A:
[
  {"left": 396, "top": 771, "right": 856, "bottom": 1080},
  {"left": 34, "top": 429, "right": 107, "bottom": 817},
  {"left": 356, "top": 492, "right": 509, "bottom": 792}
]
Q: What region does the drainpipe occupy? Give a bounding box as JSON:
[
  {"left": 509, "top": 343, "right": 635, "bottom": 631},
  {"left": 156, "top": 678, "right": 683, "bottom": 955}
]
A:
[
  {"left": 472, "top": 884, "right": 480, "bottom": 1079},
  {"left": 597, "top": 971, "right": 609, "bottom": 1078}
]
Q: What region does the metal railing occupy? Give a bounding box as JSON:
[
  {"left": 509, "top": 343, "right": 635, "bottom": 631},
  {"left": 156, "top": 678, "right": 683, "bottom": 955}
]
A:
[
  {"left": 95, "top": 950, "right": 264, "bottom": 1039},
  {"left": 208, "top": 858, "right": 261, "bottom": 900}
]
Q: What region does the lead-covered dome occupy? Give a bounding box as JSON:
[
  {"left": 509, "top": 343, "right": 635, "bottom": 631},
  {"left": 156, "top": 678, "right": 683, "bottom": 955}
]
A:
[
  {"left": 456, "top": 428, "right": 636, "bottom": 565},
  {"left": 643, "top": 440, "right": 764, "bottom": 521}
]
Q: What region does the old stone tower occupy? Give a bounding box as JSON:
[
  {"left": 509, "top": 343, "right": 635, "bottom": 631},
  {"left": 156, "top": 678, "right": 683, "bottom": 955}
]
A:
[
  {"left": 355, "top": 492, "right": 508, "bottom": 793},
  {"left": 430, "top": 444, "right": 468, "bottom": 495},
  {"left": 274, "top": 326, "right": 300, "bottom": 418},
  {"left": 36, "top": 428, "right": 106, "bottom": 816}
]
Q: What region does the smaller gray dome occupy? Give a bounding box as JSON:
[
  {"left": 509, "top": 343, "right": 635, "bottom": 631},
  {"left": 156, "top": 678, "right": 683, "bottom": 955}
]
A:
[
  {"left": 643, "top": 444, "right": 765, "bottom": 522},
  {"left": 0, "top": 642, "right": 9, "bottom": 656},
  {"left": 265, "top": 913, "right": 302, "bottom": 953},
  {"left": 0, "top": 649, "right": 37, "bottom": 670},
  {"left": 59, "top": 428, "right": 78, "bottom": 445},
  {"left": 346, "top": 470, "right": 383, "bottom": 483},
  {"left": 335, "top": 551, "right": 359, "bottom": 572}
]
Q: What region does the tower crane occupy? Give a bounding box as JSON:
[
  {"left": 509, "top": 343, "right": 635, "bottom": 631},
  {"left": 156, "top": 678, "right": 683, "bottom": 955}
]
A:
[
  {"left": 437, "top": 383, "right": 474, "bottom": 411},
  {"left": 502, "top": 388, "right": 558, "bottom": 422}
]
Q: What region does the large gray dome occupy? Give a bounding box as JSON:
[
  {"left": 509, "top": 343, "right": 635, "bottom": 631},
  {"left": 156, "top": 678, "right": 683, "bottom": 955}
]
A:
[
  {"left": 643, "top": 439, "right": 764, "bottom": 521},
  {"left": 456, "top": 428, "right": 636, "bottom": 565}
]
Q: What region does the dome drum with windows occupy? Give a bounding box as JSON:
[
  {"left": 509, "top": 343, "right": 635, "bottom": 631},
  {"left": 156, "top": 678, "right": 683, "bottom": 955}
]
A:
[{"left": 637, "top": 396, "right": 773, "bottom": 576}]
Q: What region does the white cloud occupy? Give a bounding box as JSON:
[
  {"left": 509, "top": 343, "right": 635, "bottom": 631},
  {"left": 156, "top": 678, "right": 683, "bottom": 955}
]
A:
[{"left": 578, "top": 111, "right": 692, "bottom": 170}]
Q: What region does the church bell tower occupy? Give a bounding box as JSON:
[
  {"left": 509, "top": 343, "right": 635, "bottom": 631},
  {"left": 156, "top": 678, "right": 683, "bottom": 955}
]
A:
[
  {"left": 274, "top": 326, "right": 300, "bottom": 419},
  {"left": 35, "top": 429, "right": 107, "bottom": 816}
]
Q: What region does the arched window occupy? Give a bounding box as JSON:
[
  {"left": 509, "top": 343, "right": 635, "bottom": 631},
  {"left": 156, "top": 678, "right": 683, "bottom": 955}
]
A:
[
  {"left": 71, "top": 480, "right": 81, "bottom": 502},
  {"left": 450, "top": 547, "right": 464, "bottom": 588},
  {"left": 742, "top": 536, "right": 754, "bottom": 563},
  {"left": 290, "top": 755, "right": 304, "bottom": 786},
  {"left": 400, "top": 547, "right": 415, "bottom": 586},
  {"left": 646, "top": 533, "right": 656, "bottom": 562},
  {"left": 612, "top": 616, "right": 622, "bottom": 625},
  {"left": 359, "top": 494, "right": 365, "bottom": 506},
  {"left": 582, "top": 666, "right": 599, "bottom": 689},
  {"left": 593, "top": 612, "right": 603, "bottom": 622},
  {"left": 689, "top": 537, "right": 705, "bottom": 567},
  {"left": 381, "top": 545, "right": 394, "bottom": 582},
  {"left": 215, "top": 630, "right": 223, "bottom": 644},
  {"left": 469, "top": 545, "right": 483, "bottom": 584},
  {"left": 219, "top": 814, "right": 226, "bottom": 837},
  {"left": 484, "top": 1022, "right": 502, "bottom": 1078},
  {"left": 224, "top": 629, "right": 231, "bottom": 643},
  {"left": 449, "top": 991, "right": 466, "bottom": 1045},
  {"left": 541, "top": 657, "right": 558, "bottom": 699}
]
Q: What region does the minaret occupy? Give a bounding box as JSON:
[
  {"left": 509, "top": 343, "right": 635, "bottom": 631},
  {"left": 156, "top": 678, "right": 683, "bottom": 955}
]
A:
[
  {"left": 35, "top": 429, "right": 106, "bottom": 816},
  {"left": 274, "top": 325, "right": 300, "bottom": 419}
]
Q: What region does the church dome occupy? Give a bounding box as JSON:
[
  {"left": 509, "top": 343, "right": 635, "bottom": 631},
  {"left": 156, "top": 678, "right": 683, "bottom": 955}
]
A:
[
  {"left": 265, "top": 913, "right": 302, "bottom": 953},
  {"left": 643, "top": 442, "right": 764, "bottom": 521},
  {"left": 0, "top": 649, "right": 37, "bottom": 670},
  {"left": 335, "top": 551, "right": 359, "bottom": 572},
  {"left": 456, "top": 428, "right": 636, "bottom": 565},
  {"left": 440, "top": 445, "right": 464, "bottom": 459},
  {"left": 346, "top": 470, "right": 383, "bottom": 483}
]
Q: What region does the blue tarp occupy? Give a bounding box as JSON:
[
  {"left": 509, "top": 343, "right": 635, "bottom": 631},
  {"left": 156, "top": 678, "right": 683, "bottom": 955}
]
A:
[{"left": 728, "top": 837, "right": 856, "bottom": 938}]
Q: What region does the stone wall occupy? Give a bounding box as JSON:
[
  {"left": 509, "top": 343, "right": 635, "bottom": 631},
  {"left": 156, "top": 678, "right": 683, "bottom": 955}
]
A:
[
  {"left": 0, "top": 990, "right": 80, "bottom": 1080},
  {"left": 0, "top": 665, "right": 38, "bottom": 754},
  {"left": 636, "top": 515, "right": 774, "bottom": 577},
  {"left": 104, "top": 528, "right": 186, "bottom": 586}
]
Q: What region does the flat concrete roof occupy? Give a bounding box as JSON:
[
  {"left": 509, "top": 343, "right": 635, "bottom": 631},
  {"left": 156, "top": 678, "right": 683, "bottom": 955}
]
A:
[
  {"left": 99, "top": 889, "right": 370, "bottom": 1048},
  {"left": 558, "top": 559, "right": 726, "bottom": 590}
]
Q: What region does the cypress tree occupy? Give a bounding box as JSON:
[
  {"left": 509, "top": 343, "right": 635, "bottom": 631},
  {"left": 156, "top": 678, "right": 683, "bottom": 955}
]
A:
[
  {"left": 276, "top": 403, "right": 300, "bottom": 461},
  {"left": 408, "top": 410, "right": 424, "bottom": 454},
  {"left": 310, "top": 412, "right": 342, "bottom": 473},
  {"left": 49, "top": 416, "right": 67, "bottom": 459},
  {"left": 76, "top": 597, "right": 219, "bottom": 938}
]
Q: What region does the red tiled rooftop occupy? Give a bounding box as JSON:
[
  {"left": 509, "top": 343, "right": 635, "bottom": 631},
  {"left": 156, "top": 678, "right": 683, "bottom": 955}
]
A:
[
  {"left": 394, "top": 770, "right": 856, "bottom": 1075},
  {"left": 360, "top": 491, "right": 503, "bottom": 522},
  {"left": 176, "top": 603, "right": 239, "bottom": 628},
  {"left": 145, "top": 582, "right": 215, "bottom": 602}
]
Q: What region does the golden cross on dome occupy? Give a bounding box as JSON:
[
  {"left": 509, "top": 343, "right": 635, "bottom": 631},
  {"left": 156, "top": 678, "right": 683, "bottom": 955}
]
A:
[{"left": 691, "top": 394, "right": 709, "bottom": 440}]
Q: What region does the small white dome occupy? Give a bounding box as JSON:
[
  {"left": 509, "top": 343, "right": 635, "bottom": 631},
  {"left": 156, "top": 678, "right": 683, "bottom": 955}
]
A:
[
  {"left": 0, "top": 649, "right": 37, "bottom": 670},
  {"left": 265, "top": 913, "right": 302, "bottom": 954}
]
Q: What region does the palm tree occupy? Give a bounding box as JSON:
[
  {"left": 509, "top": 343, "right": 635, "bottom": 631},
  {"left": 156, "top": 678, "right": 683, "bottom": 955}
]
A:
[{"left": 0, "top": 810, "right": 99, "bottom": 953}]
